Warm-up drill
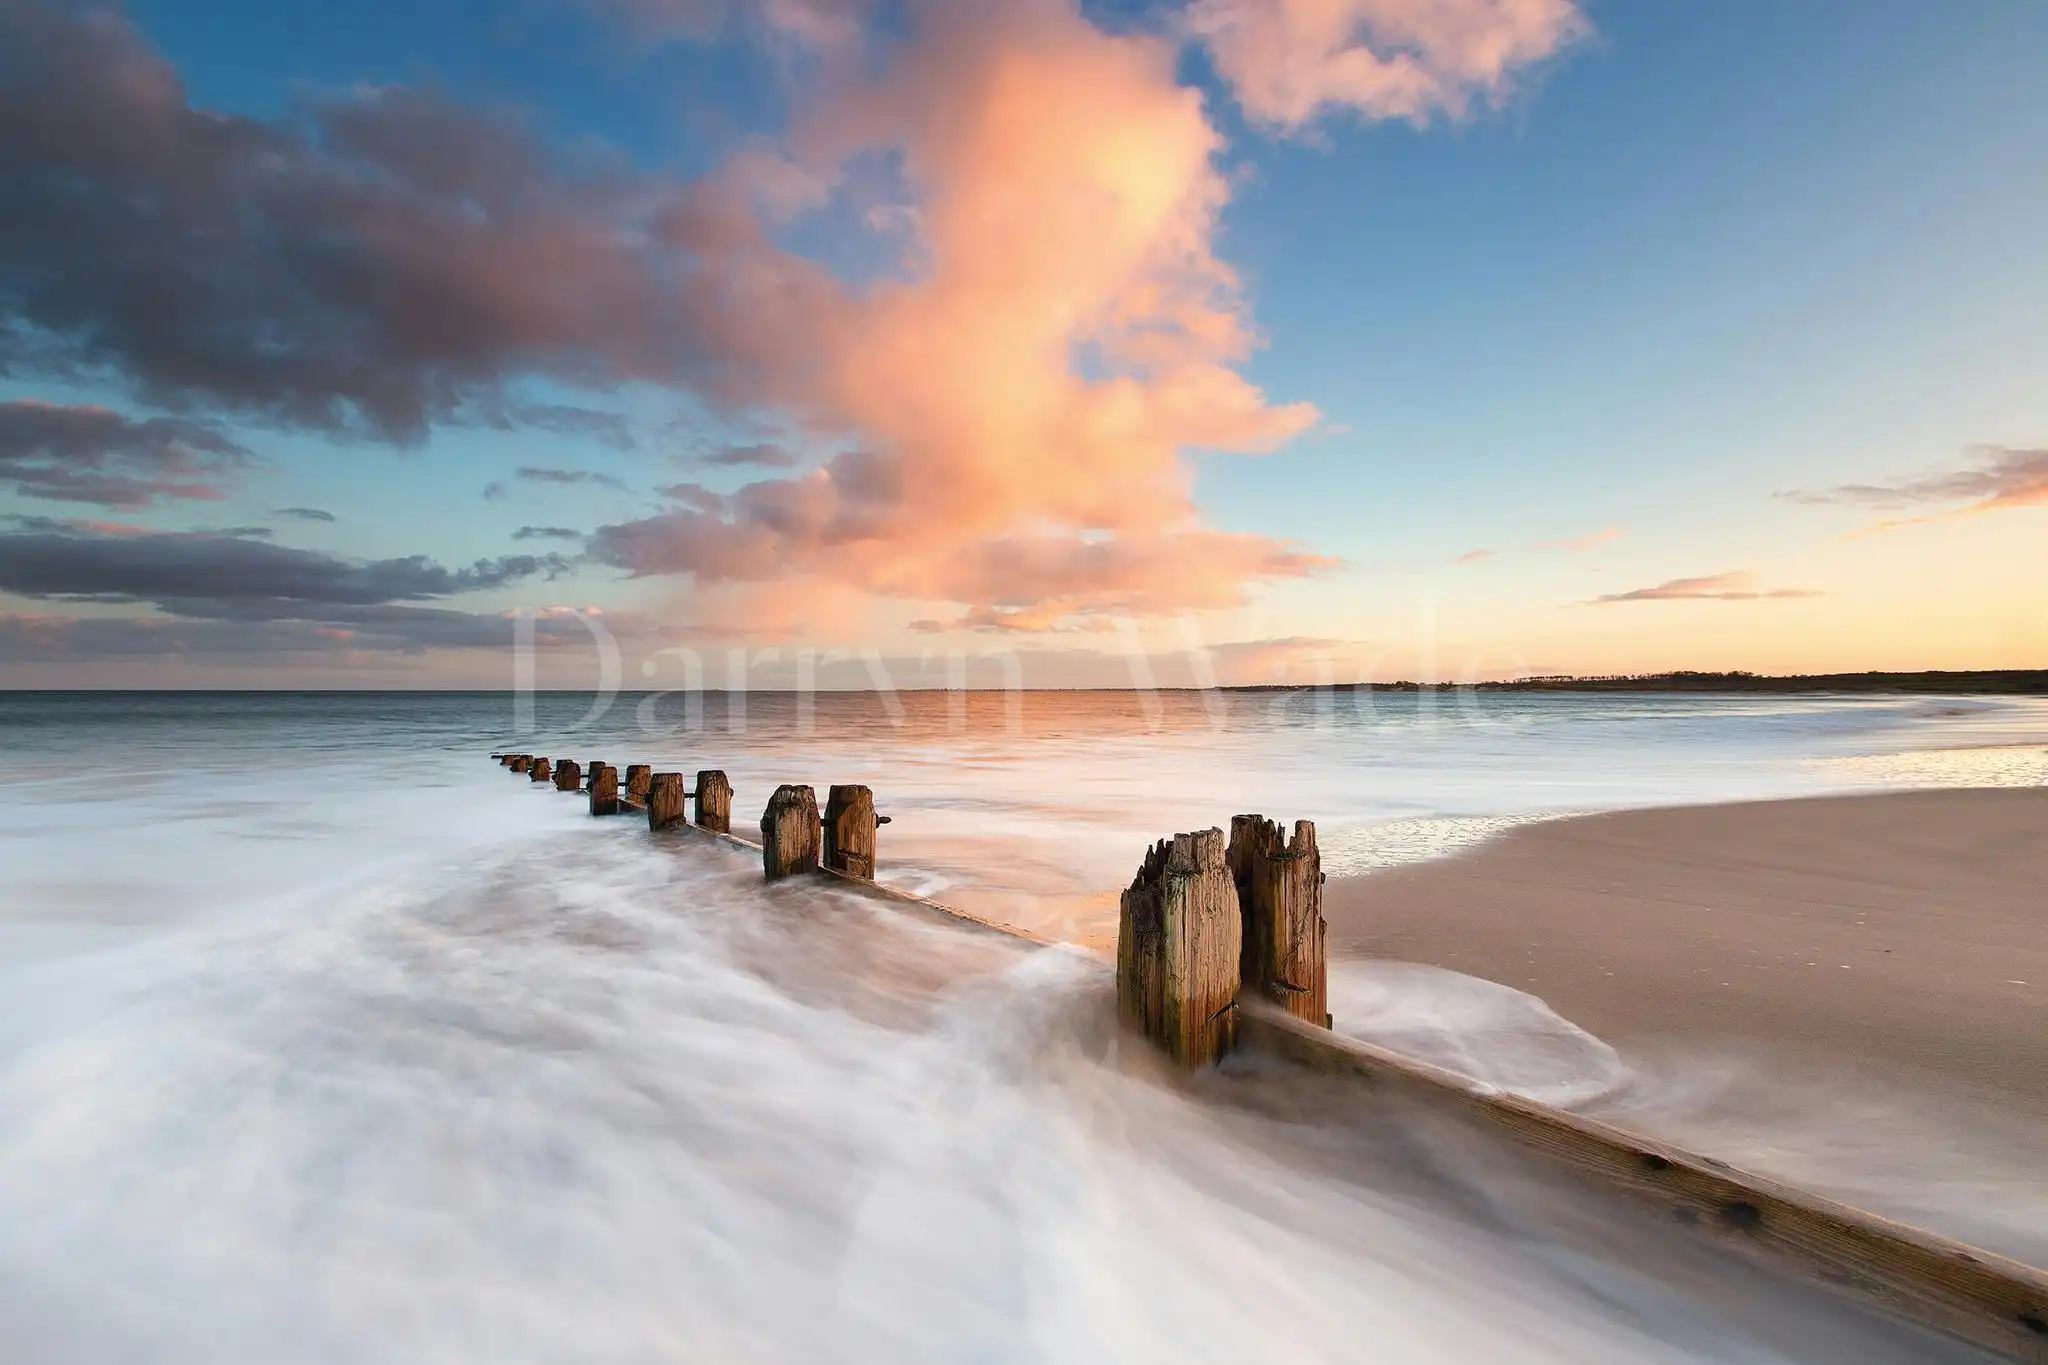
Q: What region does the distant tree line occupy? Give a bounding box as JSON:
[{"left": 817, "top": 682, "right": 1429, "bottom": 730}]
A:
[{"left": 1220, "top": 670, "right": 2048, "bottom": 695}]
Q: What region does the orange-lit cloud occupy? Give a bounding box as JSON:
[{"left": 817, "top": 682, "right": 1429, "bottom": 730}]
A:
[
  {"left": 593, "top": 0, "right": 1340, "bottom": 631},
  {"left": 1188, "top": 0, "right": 1587, "bottom": 130},
  {"left": 1591, "top": 571, "right": 1821, "bottom": 604},
  {"left": 1784, "top": 444, "right": 2048, "bottom": 534}
]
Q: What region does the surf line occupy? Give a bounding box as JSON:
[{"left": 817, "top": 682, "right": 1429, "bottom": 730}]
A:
[{"left": 490, "top": 750, "right": 2048, "bottom": 1362}]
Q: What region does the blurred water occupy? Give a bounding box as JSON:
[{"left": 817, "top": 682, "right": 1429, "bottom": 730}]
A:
[{"left": 0, "top": 689, "right": 2041, "bottom": 1362}]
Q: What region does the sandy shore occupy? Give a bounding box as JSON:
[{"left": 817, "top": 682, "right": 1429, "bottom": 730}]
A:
[{"left": 1325, "top": 789, "right": 2048, "bottom": 1120}]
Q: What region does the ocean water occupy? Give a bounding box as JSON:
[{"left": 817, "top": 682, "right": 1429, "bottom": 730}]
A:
[{"left": 0, "top": 689, "right": 2043, "bottom": 1363}]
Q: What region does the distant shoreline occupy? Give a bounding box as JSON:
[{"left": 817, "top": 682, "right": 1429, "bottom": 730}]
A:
[
  {"left": 1456, "top": 669, "right": 2048, "bottom": 695},
  {"left": 1227, "top": 669, "right": 2048, "bottom": 695},
  {"left": 2, "top": 670, "right": 2044, "bottom": 695}
]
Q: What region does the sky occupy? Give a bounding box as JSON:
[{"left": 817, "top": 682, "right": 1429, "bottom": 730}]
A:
[{"left": 1, "top": 0, "right": 2044, "bottom": 688}]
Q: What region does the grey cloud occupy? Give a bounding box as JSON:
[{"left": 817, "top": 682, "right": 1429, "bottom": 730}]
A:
[
  {"left": 0, "top": 399, "right": 253, "bottom": 507},
  {"left": 658, "top": 482, "right": 728, "bottom": 513},
  {"left": 0, "top": 527, "right": 571, "bottom": 609},
  {"left": 515, "top": 466, "right": 629, "bottom": 489},
  {"left": 0, "top": 522, "right": 594, "bottom": 661},
  {"left": 696, "top": 442, "right": 798, "bottom": 470},
  {"left": 0, "top": 1, "right": 729, "bottom": 443},
  {"left": 513, "top": 525, "right": 583, "bottom": 541},
  {"left": 583, "top": 0, "right": 870, "bottom": 47},
  {"left": 274, "top": 506, "right": 337, "bottom": 522},
  {"left": 475, "top": 401, "right": 638, "bottom": 450},
  {"left": 0, "top": 604, "right": 610, "bottom": 660}
]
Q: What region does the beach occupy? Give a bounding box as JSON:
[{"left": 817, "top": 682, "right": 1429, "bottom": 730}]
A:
[
  {"left": 1325, "top": 788, "right": 2048, "bottom": 1262},
  {"left": 1326, "top": 789, "right": 2048, "bottom": 1111}
]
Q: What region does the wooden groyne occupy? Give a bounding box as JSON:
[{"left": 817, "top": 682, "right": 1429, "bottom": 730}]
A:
[{"left": 494, "top": 752, "right": 2048, "bottom": 1361}]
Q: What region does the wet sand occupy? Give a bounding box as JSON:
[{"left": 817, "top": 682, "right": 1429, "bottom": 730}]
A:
[{"left": 1325, "top": 789, "right": 2048, "bottom": 1121}]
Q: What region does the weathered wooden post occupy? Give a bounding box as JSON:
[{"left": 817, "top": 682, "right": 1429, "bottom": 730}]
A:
[
  {"left": 760, "top": 785, "right": 820, "bottom": 881},
  {"left": 588, "top": 763, "right": 619, "bottom": 817},
  {"left": 1228, "top": 815, "right": 1329, "bottom": 1029},
  {"left": 509, "top": 754, "right": 531, "bottom": 773},
  {"left": 822, "top": 785, "right": 877, "bottom": 879},
  {"left": 1117, "top": 828, "right": 1242, "bottom": 1066},
  {"left": 647, "top": 773, "right": 687, "bottom": 831},
  {"left": 694, "top": 770, "right": 732, "bottom": 834},
  {"left": 553, "top": 759, "right": 582, "bottom": 793},
  {"left": 623, "top": 764, "right": 652, "bottom": 807},
  {"left": 530, "top": 757, "right": 552, "bottom": 783}
]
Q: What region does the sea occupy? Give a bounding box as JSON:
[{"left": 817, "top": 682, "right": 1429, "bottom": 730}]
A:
[{"left": 1, "top": 688, "right": 2043, "bottom": 1363}]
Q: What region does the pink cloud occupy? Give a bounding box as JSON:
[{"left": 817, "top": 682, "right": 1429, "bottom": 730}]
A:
[
  {"left": 592, "top": 0, "right": 1337, "bottom": 631},
  {"left": 1591, "top": 571, "right": 1821, "bottom": 604},
  {"left": 1187, "top": 0, "right": 1588, "bottom": 131},
  {"left": 1783, "top": 445, "right": 2048, "bottom": 534}
]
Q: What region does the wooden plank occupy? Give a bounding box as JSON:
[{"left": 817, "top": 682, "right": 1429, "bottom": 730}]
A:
[
  {"left": 623, "top": 764, "right": 652, "bottom": 806},
  {"left": 1237, "top": 1001, "right": 2048, "bottom": 1363}
]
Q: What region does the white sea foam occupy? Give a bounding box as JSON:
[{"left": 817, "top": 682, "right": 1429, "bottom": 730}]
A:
[
  {"left": 1324, "top": 961, "right": 2048, "bottom": 1268},
  {"left": 0, "top": 690, "right": 2041, "bottom": 1361},
  {"left": 1326, "top": 961, "right": 1633, "bottom": 1108},
  {"left": 1584, "top": 1043, "right": 2048, "bottom": 1268}
]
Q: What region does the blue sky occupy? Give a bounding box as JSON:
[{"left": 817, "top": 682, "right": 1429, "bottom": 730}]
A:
[{"left": 1, "top": 0, "right": 2043, "bottom": 685}]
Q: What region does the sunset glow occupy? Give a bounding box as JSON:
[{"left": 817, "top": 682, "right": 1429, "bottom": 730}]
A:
[{"left": 1, "top": 0, "right": 2042, "bottom": 685}]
